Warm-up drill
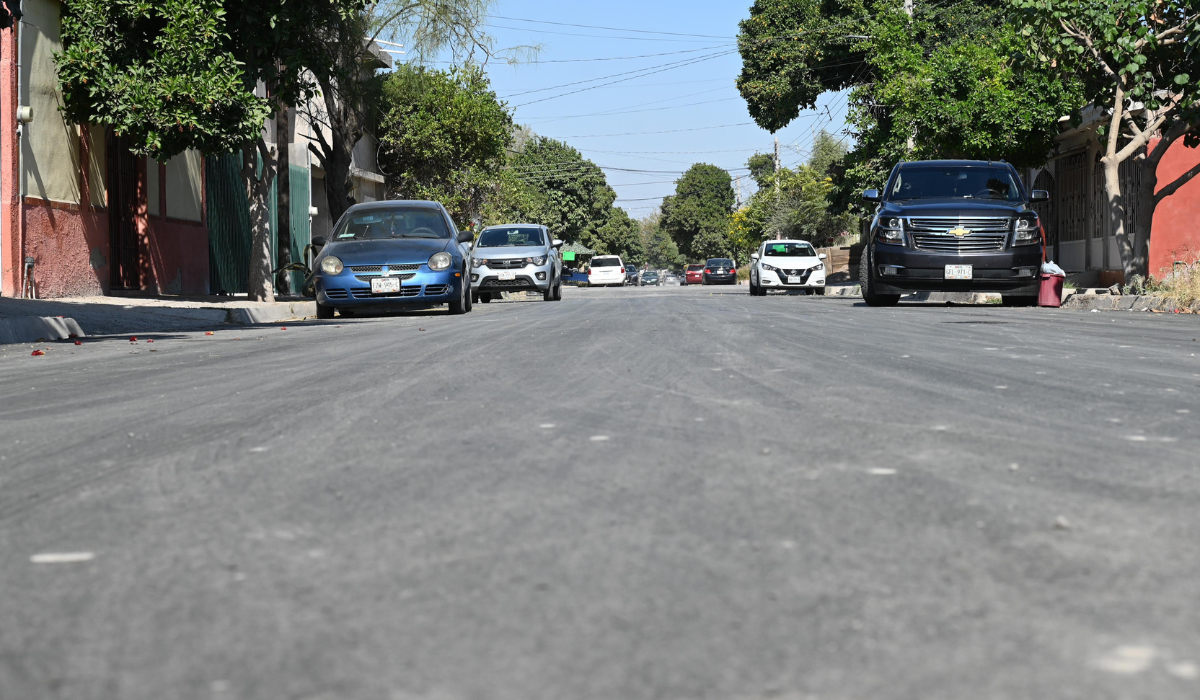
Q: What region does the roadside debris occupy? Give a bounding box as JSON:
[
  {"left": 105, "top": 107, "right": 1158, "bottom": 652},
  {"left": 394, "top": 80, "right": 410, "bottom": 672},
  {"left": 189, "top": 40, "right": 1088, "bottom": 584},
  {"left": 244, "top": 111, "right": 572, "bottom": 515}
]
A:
[
  {"left": 1054, "top": 516, "right": 1072, "bottom": 530},
  {"left": 30, "top": 350, "right": 44, "bottom": 356}
]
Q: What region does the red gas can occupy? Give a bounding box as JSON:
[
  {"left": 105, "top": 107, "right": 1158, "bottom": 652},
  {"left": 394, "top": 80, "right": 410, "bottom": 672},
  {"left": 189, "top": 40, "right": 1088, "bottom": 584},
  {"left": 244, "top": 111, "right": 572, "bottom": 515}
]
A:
[{"left": 1038, "top": 274, "right": 1065, "bottom": 307}]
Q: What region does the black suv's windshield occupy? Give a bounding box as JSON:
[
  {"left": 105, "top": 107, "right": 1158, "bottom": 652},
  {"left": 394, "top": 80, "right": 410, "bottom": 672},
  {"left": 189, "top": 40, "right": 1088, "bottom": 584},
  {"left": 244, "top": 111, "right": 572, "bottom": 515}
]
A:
[
  {"left": 889, "top": 167, "right": 1023, "bottom": 202},
  {"left": 478, "top": 227, "right": 545, "bottom": 248},
  {"left": 764, "top": 242, "right": 816, "bottom": 257},
  {"left": 333, "top": 207, "right": 450, "bottom": 240}
]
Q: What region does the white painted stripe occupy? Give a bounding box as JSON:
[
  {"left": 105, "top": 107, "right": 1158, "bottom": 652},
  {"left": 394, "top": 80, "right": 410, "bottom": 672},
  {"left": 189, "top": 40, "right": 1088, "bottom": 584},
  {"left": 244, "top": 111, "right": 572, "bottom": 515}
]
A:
[{"left": 31, "top": 552, "right": 95, "bottom": 564}]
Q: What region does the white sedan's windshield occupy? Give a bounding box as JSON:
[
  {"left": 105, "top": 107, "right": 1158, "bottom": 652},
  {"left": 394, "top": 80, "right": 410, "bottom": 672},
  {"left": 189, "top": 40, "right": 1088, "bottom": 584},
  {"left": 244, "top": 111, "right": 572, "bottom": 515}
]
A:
[{"left": 764, "top": 243, "right": 816, "bottom": 257}]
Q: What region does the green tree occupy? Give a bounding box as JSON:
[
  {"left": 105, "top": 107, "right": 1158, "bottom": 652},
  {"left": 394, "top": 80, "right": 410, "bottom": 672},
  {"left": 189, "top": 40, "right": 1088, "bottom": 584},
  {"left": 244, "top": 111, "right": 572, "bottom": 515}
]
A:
[
  {"left": 808, "top": 129, "right": 847, "bottom": 178},
  {"left": 747, "top": 152, "right": 776, "bottom": 188},
  {"left": 378, "top": 64, "right": 513, "bottom": 226},
  {"left": 508, "top": 137, "right": 616, "bottom": 246},
  {"left": 595, "top": 208, "right": 647, "bottom": 263},
  {"left": 660, "top": 164, "right": 735, "bottom": 261},
  {"left": 737, "top": 0, "right": 1083, "bottom": 211},
  {"left": 1010, "top": 0, "right": 1200, "bottom": 281},
  {"left": 639, "top": 215, "right": 685, "bottom": 269},
  {"left": 58, "top": 0, "right": 367, "bottom": 301}
]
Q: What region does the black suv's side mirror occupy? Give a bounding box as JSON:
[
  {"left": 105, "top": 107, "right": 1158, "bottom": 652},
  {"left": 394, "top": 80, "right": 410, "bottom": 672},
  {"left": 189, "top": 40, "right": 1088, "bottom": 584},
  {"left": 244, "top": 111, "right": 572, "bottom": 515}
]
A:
[
  {"left": 1030, "top": 190, "right": 1050, "bottom": 203},
  {"left": 311, "top": 235, "right": 327, "bottom": 248},
  {"left": 863, "top": 189, "right": 881, "bottom": 202},
  {"left": 457, "top": 230, "right": 475, "bottom": 244}
]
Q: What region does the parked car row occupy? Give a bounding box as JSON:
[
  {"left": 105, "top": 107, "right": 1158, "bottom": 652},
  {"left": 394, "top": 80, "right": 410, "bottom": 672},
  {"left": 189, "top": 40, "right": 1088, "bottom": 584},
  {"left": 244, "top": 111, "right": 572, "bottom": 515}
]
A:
[{"left": 307, "top": 201, "right": 564, "bottom": 318}]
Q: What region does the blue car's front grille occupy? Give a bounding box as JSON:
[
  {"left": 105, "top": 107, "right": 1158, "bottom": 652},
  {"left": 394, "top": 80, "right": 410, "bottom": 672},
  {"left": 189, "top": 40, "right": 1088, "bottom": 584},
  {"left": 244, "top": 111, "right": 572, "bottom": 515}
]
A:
[
  {"left": 326, "top": 289, "right": 349, "bottom": 299},
  {"left": 351, "top": 286, "right": 421, "bottom": 299},
  {"left": 349, "top": 264, "right": 421, "bottom": 273},
  {"left": 355, "top": 273, "right": 416, "bottom": 283},
  {"left": 424, "top": 285, "right": 450, "bottom": 296}
]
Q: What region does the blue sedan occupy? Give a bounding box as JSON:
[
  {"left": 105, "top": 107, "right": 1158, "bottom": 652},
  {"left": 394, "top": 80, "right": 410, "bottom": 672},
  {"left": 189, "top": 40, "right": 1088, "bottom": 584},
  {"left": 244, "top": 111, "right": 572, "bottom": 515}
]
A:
[{"left": 310, "top": 201, "right": 476, "bottom": 319}]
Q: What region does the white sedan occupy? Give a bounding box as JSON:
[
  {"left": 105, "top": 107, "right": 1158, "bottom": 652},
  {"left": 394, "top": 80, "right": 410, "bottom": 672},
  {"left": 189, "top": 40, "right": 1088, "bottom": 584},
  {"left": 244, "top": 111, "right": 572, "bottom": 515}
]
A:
[{"left": 749, "top": 240, "right": 827, "bottom": 296}]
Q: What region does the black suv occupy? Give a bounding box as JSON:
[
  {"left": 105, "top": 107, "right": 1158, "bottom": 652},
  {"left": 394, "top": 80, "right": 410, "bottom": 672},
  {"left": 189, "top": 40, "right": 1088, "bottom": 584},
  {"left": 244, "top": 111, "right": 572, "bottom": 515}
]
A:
[{"left": 859, "top": 160, "right": 1048, "bottom": 306}]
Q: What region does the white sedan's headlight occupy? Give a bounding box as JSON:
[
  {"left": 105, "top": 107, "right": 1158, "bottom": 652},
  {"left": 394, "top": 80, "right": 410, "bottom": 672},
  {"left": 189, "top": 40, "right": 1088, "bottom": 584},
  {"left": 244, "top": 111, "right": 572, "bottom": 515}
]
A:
[
  {"left": 320, "top": 256, "right": 343, "bottom": 275},
  {"left": 428, "top": 252, "right": 453, "bottom": 271}
]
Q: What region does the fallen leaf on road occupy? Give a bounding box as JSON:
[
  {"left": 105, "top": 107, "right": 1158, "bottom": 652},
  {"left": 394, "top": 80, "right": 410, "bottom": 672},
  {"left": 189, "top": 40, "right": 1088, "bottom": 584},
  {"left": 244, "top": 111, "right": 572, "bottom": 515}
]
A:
[
  {"left": 280, "top": 327, "right": 287, "bottom": 330},
  {"left": 30, "top": 350, "right": 44, "bottom": 356},
  {"left": 205, "top": 331, "right": 215, "bottom": 336},
  {"left": 589, "top": 435, "right": 610, "bottom": 442},
  {"left": 419, "top": 328, "right": 426, "bottom": 332},
  {"left": 74, "top": 341, "right": 82, "bottom": 346},
  {"left": 129, "top": 336, "right": 137, "bottom": 342},
  {"left": 146, "top": 339, "right": 153, "bottom": 343}
]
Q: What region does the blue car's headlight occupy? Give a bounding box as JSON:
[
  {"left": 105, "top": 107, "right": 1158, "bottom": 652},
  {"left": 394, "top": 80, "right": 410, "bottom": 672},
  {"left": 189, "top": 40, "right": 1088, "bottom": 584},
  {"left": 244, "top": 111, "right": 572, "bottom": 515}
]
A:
[
  {"left": 428, "top": 252, "right": 453, "bottom": 271},
  {"left": 320, "top": 256, "right": 343, "bottom": 275}
]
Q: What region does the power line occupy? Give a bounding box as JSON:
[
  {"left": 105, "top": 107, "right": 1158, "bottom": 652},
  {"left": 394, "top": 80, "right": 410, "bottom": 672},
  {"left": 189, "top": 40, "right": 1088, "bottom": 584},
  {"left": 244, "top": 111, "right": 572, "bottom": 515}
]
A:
[
  {"left": 558, "top": 122, "right": 757, "bottom": 138},
  {"left": 489, "top": 15, "right": 734, "bottom": 40},
  {"left": 488, "top": 23, "right": 726, "bottom": 43}
]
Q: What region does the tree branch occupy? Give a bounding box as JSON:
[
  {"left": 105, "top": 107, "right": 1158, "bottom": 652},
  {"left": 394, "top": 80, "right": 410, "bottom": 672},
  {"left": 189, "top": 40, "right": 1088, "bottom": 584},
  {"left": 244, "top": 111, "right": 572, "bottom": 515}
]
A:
[{"left": 1061, "top": 19, "right": 1117, "bottom": 82}]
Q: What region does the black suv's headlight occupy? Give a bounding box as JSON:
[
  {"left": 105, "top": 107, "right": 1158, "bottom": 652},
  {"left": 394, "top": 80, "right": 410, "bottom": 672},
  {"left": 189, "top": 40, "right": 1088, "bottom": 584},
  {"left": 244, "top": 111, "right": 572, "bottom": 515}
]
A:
[
  {"left": 877, "top": 217, "right": 904, "bottom": 244},
  {"left": 1014, "top": 216, "right": 1040, "bottom": 245}
]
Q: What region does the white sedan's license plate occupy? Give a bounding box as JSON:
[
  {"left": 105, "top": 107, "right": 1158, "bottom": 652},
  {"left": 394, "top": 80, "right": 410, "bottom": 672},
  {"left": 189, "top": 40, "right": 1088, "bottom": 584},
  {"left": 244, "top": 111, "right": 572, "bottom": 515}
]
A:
[
  {"left": 371, "top": 277, "right": 401, "bottom": 294},
  {"left": 787, "top": 276, "right": 804, "bottom": 284},
  {"left": 498, "top": 271, "right": 516, "bottom": 281},
  {"left": 945, "top": 264, "right": 973, "bottom": 280}
]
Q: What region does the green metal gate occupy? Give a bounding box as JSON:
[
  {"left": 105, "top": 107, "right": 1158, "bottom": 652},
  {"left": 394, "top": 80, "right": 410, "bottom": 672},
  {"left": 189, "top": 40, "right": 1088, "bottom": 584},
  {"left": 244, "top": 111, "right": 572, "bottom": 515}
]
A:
[{"left": 206, "top": 153, "right": 252, "bottom": 295}]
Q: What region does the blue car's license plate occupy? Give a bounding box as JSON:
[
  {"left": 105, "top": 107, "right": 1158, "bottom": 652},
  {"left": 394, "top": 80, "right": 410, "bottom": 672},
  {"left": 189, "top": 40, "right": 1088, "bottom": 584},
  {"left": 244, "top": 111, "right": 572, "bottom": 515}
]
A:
[{"left": 371, "top": 277, "right": 401, "bottom": 294}]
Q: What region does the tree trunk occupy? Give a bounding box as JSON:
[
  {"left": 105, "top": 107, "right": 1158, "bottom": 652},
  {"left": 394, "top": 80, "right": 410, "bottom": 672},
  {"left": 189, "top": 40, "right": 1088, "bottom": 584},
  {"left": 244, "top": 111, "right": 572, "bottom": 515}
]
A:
[
  {"left": 1134, "top": 155, "right": 1158, "bottom": 279},
  {"left": 1102, "top": 157, "right": 1138, "bottom": 283},
  {"left": 275, "top": 106, "right": 292, "bottom": 295},
  {"left": 243, "top": 140, "right": 277, "bottom": 303},
  {"left": 320, "top": 88, "right": 359, "bottom": 226}
]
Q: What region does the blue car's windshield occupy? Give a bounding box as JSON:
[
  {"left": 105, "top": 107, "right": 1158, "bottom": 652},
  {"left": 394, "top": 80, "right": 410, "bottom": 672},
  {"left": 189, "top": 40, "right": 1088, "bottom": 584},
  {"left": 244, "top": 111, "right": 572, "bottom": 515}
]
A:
[
  {"left": 333, "top": 207, "right": 450, "bottom": 240},
  {"left": 888, "top": 167, "right": 1023, "bottom": 202},
  {"left": 478, "top": 227, "right": 545, "bottom": 247}
]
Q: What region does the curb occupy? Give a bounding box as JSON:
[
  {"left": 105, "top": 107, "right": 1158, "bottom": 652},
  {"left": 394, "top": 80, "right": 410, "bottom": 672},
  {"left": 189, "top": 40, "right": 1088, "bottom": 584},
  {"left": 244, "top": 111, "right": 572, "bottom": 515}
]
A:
[
  {"left": 0, "top": 316, "right": 86, "bottom": 345},
  {"left": 1061, "top": 293, "right": 1200, "bottom": 313},
  {"left": 225, "top": 301, "right": 316, "bottom": 324}
]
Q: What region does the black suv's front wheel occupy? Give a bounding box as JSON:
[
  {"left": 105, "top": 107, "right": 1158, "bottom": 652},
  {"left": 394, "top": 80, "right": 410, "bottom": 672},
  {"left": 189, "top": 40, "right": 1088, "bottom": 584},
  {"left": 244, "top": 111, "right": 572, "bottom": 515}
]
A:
[{"left": 860, "top": 244, "right": 901, "bottom": 307}]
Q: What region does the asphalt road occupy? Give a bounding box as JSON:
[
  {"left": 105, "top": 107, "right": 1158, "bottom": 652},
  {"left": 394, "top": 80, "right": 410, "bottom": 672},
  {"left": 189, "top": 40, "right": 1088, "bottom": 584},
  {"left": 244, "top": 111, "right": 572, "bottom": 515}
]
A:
[{"left": 3, "top": 285, "right": 1200, "bottom": 700}]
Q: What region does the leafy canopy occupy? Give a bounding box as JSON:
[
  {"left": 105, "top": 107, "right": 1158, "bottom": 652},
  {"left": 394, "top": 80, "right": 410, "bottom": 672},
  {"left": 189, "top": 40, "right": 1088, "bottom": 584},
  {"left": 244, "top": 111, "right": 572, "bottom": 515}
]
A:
[
  {"left": 660, "top": 164, "right": 735, "bottom": 262},
  {"left": 57, "top": 0, "right": 367, "bottom": 159},
  {"left": 379, "top": 64, "right": 513, "bottom": 225}
]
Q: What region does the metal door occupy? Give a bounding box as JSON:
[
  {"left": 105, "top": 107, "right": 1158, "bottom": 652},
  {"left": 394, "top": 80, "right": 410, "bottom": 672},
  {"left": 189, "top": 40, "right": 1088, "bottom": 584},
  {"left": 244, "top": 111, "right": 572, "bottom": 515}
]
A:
[{"left": 107, "top": 131, "right": 140, "bottom": 289}]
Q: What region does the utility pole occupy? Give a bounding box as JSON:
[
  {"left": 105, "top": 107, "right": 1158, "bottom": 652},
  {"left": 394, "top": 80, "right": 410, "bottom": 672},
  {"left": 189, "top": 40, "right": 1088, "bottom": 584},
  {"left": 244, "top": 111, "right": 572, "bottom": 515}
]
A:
[
  {"left": 773, "top": 137, "right": 781, "bottom": 193},
  {"left": 905, "top": 0, "right": 915, "bottom": 153}
]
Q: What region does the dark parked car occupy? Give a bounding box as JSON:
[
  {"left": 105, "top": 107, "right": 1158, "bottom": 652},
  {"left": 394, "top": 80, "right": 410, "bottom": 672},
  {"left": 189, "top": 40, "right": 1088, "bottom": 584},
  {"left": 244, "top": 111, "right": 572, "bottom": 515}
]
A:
[
  {"left": 703, "top": 258, "right": 737, "bottom": 285},
  {"left": 859, "top": 160, "right": 1047, "bottom": 306},
  {"left": 625, "top": 264, "right": 638, "bottom": 286},
  {"left": 638, "top": 269, "right": 660, "bottom": 286}
]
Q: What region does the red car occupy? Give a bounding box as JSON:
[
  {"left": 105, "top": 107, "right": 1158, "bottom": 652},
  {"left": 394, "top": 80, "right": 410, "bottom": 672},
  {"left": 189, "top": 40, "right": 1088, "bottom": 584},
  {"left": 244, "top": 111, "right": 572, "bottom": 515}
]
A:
[{"left": 684, "top": 263, "right": 704, "bottom": 285}]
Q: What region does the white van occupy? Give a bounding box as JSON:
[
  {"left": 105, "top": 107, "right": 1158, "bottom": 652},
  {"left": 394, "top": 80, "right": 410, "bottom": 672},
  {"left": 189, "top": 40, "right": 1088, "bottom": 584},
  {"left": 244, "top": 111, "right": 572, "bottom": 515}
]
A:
[{"left": 588, "top": 255, "right": 626, "bottom": 287}]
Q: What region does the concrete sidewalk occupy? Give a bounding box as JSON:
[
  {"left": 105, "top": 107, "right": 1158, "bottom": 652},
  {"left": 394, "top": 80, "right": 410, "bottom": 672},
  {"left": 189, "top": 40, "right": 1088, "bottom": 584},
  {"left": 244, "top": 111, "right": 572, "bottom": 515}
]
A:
[{"left": 0, "top": 295, "right": 316, "bottom": 343}]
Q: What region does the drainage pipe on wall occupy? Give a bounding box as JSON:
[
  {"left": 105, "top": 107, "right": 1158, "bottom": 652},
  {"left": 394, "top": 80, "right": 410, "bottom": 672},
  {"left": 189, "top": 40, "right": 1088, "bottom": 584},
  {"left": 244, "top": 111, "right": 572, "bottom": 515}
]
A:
[{"left": 15, "top": 0, "right": 24, "bottom": 297}]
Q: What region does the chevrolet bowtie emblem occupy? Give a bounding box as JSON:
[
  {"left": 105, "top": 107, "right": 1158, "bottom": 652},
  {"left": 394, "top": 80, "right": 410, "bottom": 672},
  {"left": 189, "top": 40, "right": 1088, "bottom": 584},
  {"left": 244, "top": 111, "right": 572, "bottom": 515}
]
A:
[{"left": 948, "top": 226, "right": 971, "bottom": 237}]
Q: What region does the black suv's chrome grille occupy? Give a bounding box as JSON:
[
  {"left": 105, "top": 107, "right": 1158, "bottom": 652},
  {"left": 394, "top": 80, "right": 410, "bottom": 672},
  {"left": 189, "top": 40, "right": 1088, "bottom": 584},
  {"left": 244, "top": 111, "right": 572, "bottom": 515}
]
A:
[
  {"left": 349, "top": 264, "right": 421, "bottom": 273},
  {"left": 908, "top": 217, "right": 1009, "bottom": 253}
]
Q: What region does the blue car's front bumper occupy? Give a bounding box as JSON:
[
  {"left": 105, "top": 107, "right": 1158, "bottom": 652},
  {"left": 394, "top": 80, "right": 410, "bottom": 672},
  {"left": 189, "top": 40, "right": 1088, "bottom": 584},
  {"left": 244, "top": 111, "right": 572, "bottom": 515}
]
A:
[{"left": 314, "top": 268, "right": 464, "bottom": 307}]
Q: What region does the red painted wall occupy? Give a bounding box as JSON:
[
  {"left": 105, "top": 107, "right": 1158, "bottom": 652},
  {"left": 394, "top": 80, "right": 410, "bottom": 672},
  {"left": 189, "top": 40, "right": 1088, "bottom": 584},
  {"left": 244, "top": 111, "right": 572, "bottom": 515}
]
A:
[
  {"left": 21, "top": 200, "right": 108, "bottom": 297},
  {"left": 1, "top": 22, "right": 18, "bottom": 296},
  {"left": 144, "top": 218, "right": 210, "bottom": 295},
  {"left": 1150, "top": 137, "right": 1200, "bottom": 278}
]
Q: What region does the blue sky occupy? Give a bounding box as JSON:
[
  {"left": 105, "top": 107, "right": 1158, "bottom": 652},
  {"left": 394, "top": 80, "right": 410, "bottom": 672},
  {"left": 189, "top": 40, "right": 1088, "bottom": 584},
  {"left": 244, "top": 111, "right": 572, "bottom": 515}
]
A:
[{"left": 413, "top": 0, "right": 851, "bottom": 219}]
